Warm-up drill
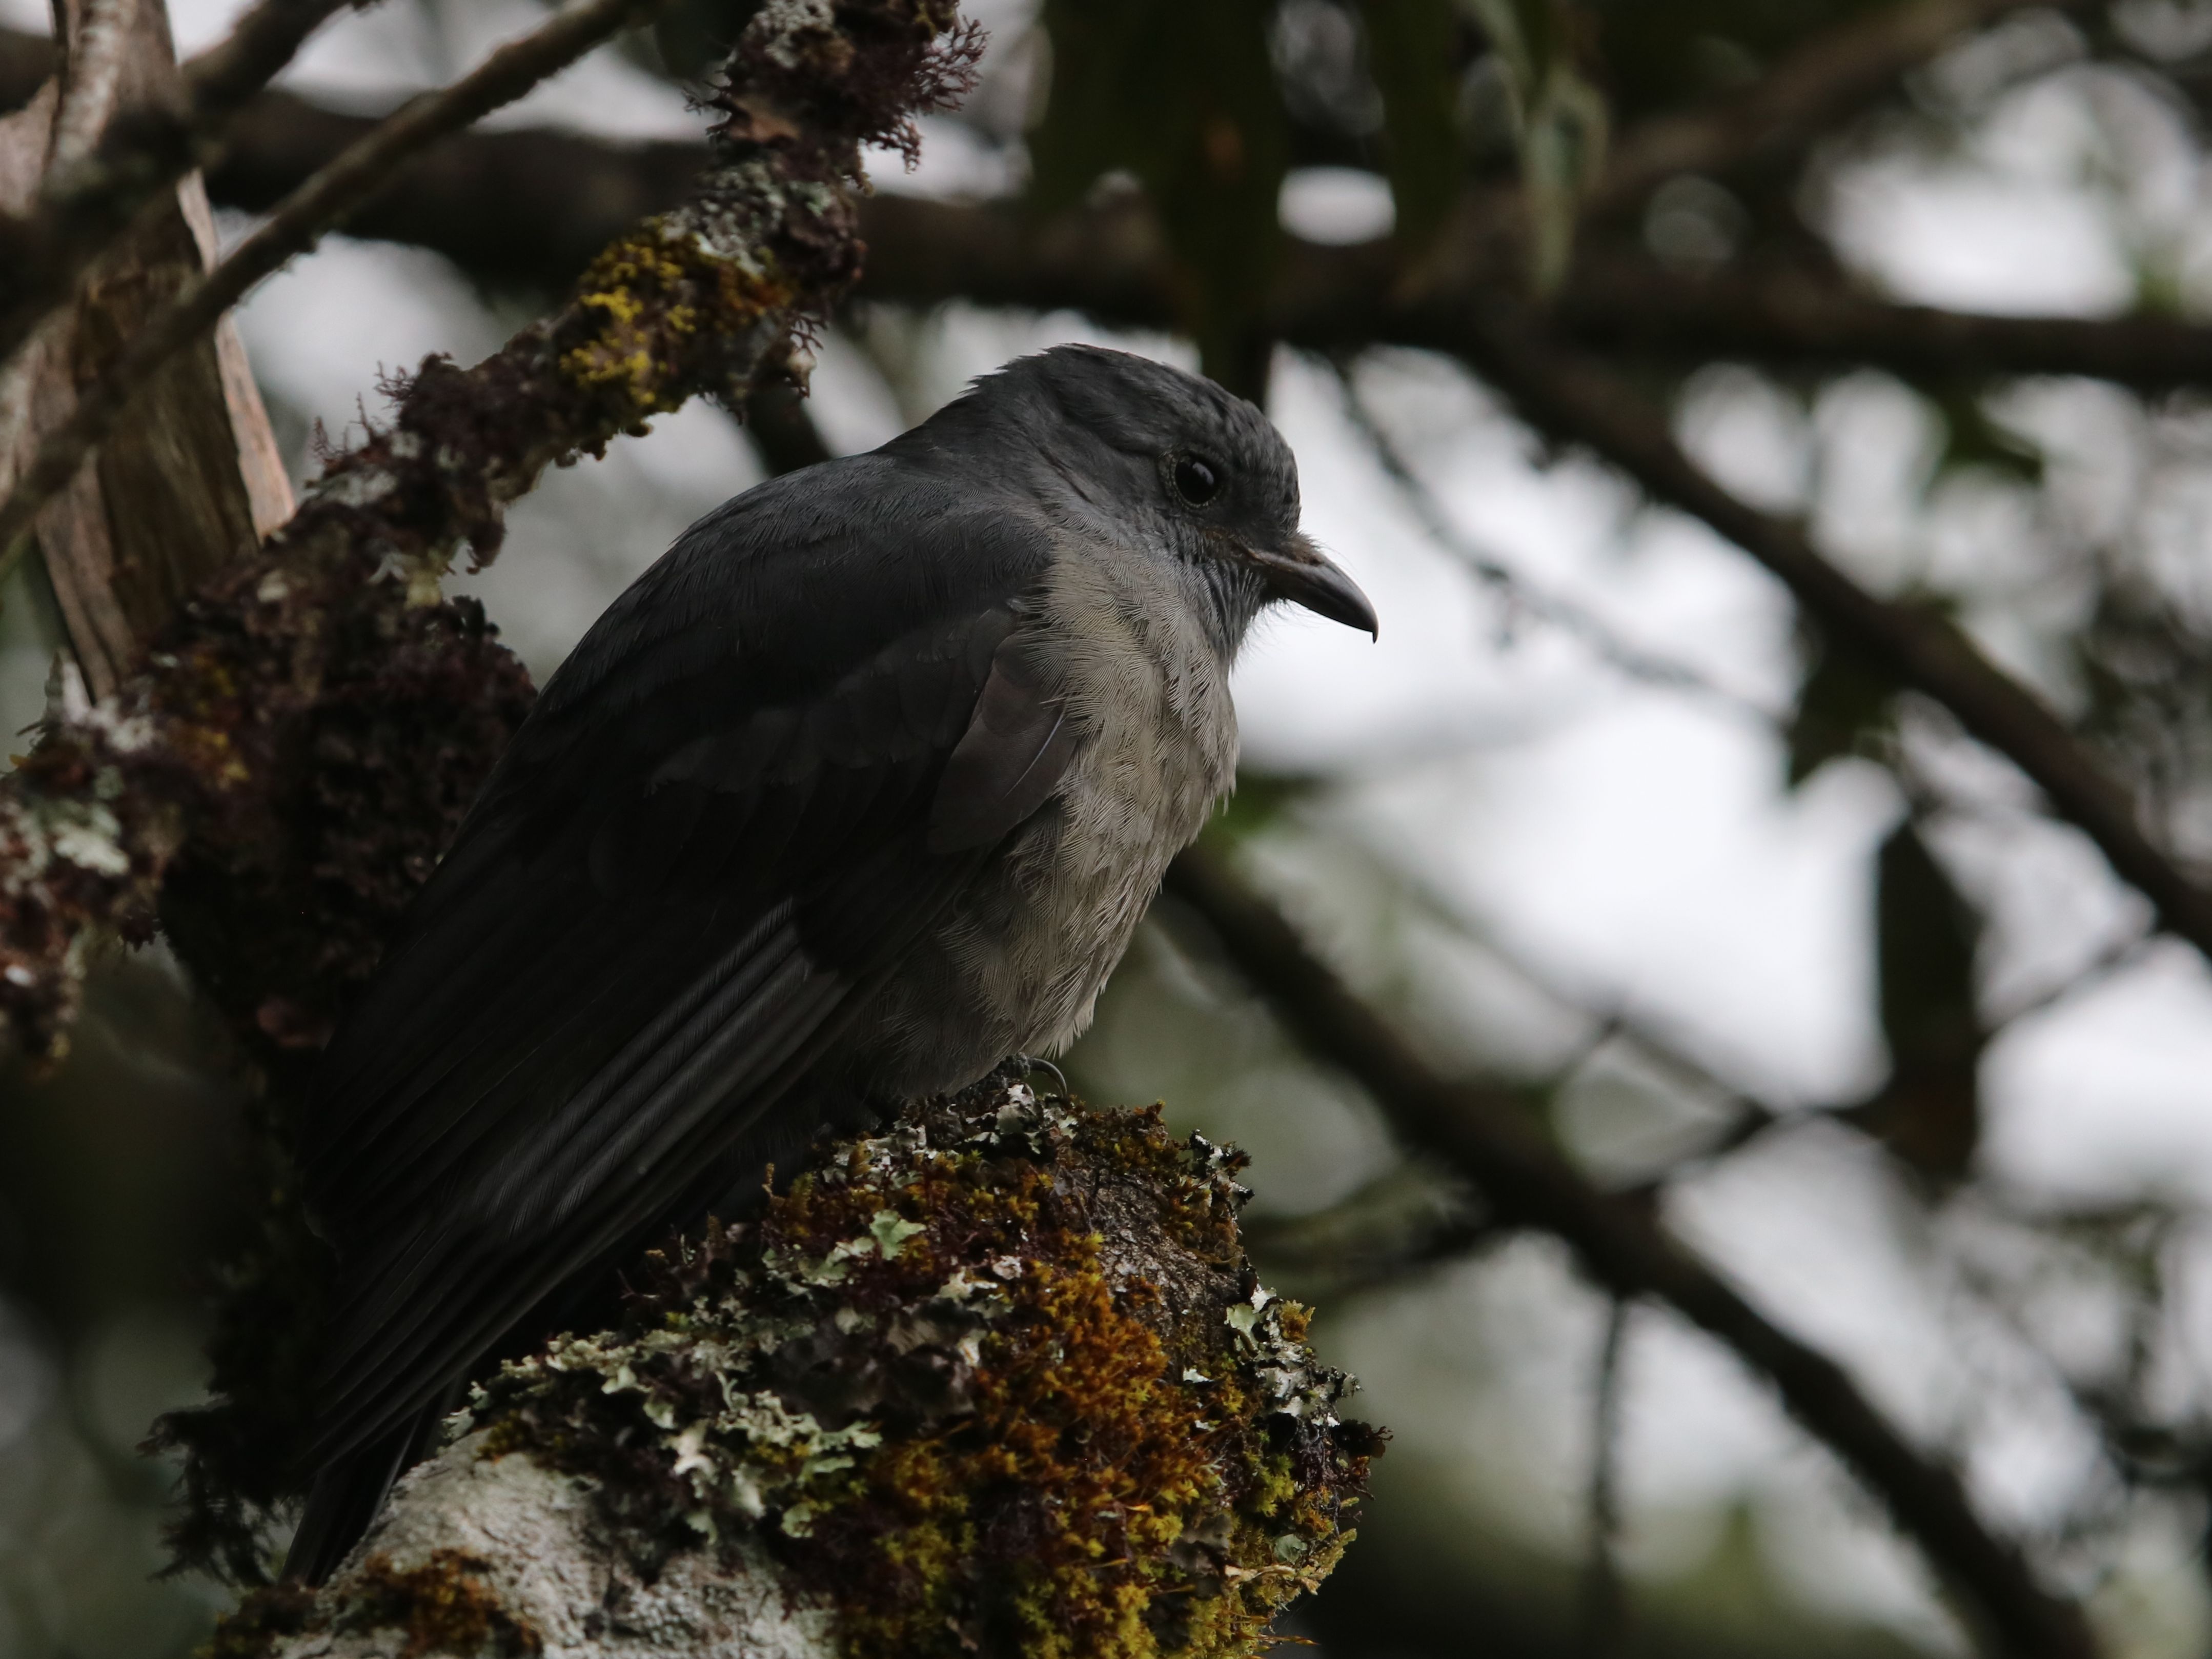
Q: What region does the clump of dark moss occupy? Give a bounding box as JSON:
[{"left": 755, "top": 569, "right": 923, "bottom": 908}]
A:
[
  {"left": 197, "top": 1580, "right": 319, "bottom": 1659},
  {"left": 196, "top": 1550, "right": 539, "bottom": 1659},
  {"left": 469, "top": 1070, "right": 1382, "bottom": 1659},
  {"left": 343, "top": 1550, "right": 543, "bottom": 1659}
]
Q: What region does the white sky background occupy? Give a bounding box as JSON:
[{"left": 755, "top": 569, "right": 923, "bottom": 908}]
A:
[{"left": 7, "top": 1, "right": 2212, "bottom": 1654}]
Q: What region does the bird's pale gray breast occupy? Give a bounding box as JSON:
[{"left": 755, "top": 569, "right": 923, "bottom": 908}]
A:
[{"left": 856, "top": 534, "right": 1240, "bottom": 1095}]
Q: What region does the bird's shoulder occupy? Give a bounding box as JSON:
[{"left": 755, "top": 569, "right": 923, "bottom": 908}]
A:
[{"left": 302, "top": 454, "right": 1064, "bottom": 1182}]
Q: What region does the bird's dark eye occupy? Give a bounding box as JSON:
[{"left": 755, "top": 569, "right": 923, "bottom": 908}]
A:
[{"left": 1172, "top": 455, "right": 1223, "bottom": 506}]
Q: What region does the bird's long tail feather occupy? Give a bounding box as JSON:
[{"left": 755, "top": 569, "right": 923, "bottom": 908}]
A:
[{"left": 284, "top": 1408, "right": 437, "bottom": 1584}]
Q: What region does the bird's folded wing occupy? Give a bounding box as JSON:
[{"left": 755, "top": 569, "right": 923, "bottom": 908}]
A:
[{"left": 297, "top": 462, "right": 1072, "bottom": 1457}]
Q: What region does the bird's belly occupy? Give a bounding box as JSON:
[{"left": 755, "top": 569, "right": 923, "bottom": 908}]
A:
[{"left": 859, "top": 689, "right": 1234, "bottom": 1100}]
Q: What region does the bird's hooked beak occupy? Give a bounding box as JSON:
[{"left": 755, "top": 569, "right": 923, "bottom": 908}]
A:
[{"left": 1251, "top": 531, "right": 1378, "bottom": 638}]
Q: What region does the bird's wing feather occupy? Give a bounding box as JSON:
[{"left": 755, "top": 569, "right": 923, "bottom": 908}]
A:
[
  {"left": 298, "top": 458, "right": 1078, "bottom": 1458},
  {"left": 928, "top": 630, "right": 1083, "bottom": 853}
]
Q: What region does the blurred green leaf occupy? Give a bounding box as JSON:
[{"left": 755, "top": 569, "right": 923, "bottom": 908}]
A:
[
  {"left": 1926, "top": 386, "right": 2044, "bottom": 489},
  {"left": 1203, "top": 768, "right": 1331, "bottom": 847},
  {"left": 1031, "top": 0, "right": 1288, "bottom": 389},
  {"left": 1462, "top": 0, "right": 1608, "bottom": 291},
  {"left": 1784, "top": 626, "right": 1896, "bottom": 787},
  {"left": 1841, "top": 821, "right": 1984, "bottom": 1184},
  {"left": 1359, "top": 0, "right": 1465, "bottom": 255}
]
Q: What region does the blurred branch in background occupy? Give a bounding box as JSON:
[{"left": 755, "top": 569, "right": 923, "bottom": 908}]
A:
[
  {"left": 3, "top": 31, "right": 2205, "bottom": 395},
  {"left": 1163, "top": 843, "right": 2100, "bottom": 1659},
  {"left": 1328, "top": 354, "right": 1785, "bottom": 724},
  {"left": 10, "top": 18, "right": 2206, "bottom": 985},
  {"left": 1445, "top": 306, "right": 2212, "bottom": 970}
]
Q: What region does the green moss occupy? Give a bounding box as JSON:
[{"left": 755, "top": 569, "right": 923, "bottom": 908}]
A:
[
  {"left": 560, "top": 224, "right": 797, "bottom": 426},
  {"left": 469, "top": 1073, "right": 1381, "bottom": 1659}
]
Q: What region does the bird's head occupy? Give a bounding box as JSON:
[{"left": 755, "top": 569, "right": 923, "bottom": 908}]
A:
[{"left": 919, "top": 345, "right": 1378, "bottom": 652}]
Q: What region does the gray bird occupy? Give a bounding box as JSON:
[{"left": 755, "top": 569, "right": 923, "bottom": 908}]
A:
[{"left": 286, "top": 343, "right": 1376, "bottom": 1581}]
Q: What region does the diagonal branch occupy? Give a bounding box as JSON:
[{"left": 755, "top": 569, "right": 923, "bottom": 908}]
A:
[
  {"left": 1433, "top": 304, "right": 2212, "bottom": 963},
  {"left": 0, "top": 0, "right": 354, "bottom": 368},
  {"left": 1580, "top": 0, "right": 2084, "bottom": 218},
  {"left": 0, "top": 0, "right": 976, "bottom": 1061},
  {"left": 0, "top": 0, "right": 673, "bottom": 582},
  {"left": 1163, "top": 843, "right": 2100, "bottom": 1659}
]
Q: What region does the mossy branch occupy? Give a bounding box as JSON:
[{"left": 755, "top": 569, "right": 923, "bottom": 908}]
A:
[
  {"left": 0, "top": 0, "right": 982, "bottom": 1064},
  {"left": 206, "top": 1077, "right": 1379, "bottom": 1659}
]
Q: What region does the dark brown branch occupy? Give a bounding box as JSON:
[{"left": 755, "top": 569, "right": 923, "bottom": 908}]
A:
[
  {"left": 0, "top": 0, "right": 974, "bottom": 1060},
  {"left": 12, "top": 28, "right": 2211, "bottom": 395},
  {"left": 0, "top": 0, "right": 352, "bottom": 368},
  {"left": 1163, "top": 844, "right": 2100, "bottom": 1659},
  {"left": 1438, "top": 305, "right": 2212, "bottom": 964},
  {"left": 1548, "top": 256, "right": 2212, "bottom": 391},
  {"left": 0, "top": 0, "right": 674, "bottom": 577},
  {"left": 1581, "top": 0, "right": 2082, "bottom": 218}
]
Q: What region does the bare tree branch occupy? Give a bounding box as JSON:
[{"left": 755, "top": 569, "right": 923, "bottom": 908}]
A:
[
  {"left": 0, "top": 0, "right": 352, "bottom": 368},
  {"left": 1436, "top": 307, "right": 2212, "bottom": 969},
  {"left": 1, "top": 0, "right": 294, "bottom": 702},
  {"left": 1580, "top": 0, "right": 2085, "bottom": 219},
  {"left": 1163, "top": 843, "right": 2101, "bottom": 1659},
  {"left": 1329, "top": 356, "right": 1783, "bottom": 724},
  {"left": 1547, "top": 256, "right": 2212, "bottom": 391},
  {"left": 1579, "top": 1297, "right": 1631, "bottom": 1659},
  {"left": 0, "top": 0, "right": 676, "bottom": 582},
  {"left": 14, "top": 28, "right": 2212, "bottom": 396}
]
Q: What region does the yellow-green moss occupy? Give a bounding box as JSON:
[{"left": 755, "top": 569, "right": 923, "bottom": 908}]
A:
[
  {"left": 559, "top": 226, "right": 797, "bottom": 424},
  {"left": 469, "top": 1074, "right": 1381, "bottom": 1659}
]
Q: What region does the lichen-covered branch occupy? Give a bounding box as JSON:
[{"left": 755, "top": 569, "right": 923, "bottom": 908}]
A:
[
  {"left": 0, "top": 0, "right": 678, "bottom": 571},
  {"left": 0, "top": 0, "right": 981, "bottom": 1061},
  {"left": 206, "top": 1079, "right": 1378, "bottom": 1659}
]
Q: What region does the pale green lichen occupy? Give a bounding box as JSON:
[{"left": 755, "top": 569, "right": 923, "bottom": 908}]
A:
[{"left": 466, "top": 1073, "right": 1382, "bottom": 1659}]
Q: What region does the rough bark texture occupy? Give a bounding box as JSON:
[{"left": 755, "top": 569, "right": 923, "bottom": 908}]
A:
[
  {"left": 0, "top": 0, "right": 982, "bottom": 1063},
  {"left": 3, "top": 0, "right": 291, "bottom": 700},
  {"left": 202, "top": 1077, "right": 1378, "bottom": 1659}
]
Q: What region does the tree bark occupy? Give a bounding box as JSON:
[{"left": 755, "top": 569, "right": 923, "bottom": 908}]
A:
[
  {"left": 204, "top": 1077, "right": 1377, "bottom": 1659},
  {"left": 0, "top": 0, "right": 289, "bottom": 701}
]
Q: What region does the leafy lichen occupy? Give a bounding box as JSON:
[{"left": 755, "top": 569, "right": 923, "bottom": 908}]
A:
[{"left": 468, "top": 1070, "right": 1382, "bottom": 1659}]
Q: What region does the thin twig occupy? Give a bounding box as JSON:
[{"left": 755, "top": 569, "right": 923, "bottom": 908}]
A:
[
  {"left": 1580, "top": 1296, "right": 1631, "bottom": 1659},
  {"left": 179, "top": 0, "right": 354, "bottom": 119},
  {"left": 1437, "top": 303, "right": 2212, "bottom": 973},
  {"left": 0, "top": 0, "right": 355, "bottom": 367},
  {"left": 0, "top": 0, "right": 672, "bottom": 588},
  {"left": 1329, "top": 356, "right": 1783, "bottom": 725},
  {"left": 1987, "top": 930, "right": 2158, "bottom": 1029},
  {"left": 1163, "top": 843, "right": 2100, "bottom": 1659},
  {"left": 1581, "top": 0, "right": 2086, "bottom": 217}
]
